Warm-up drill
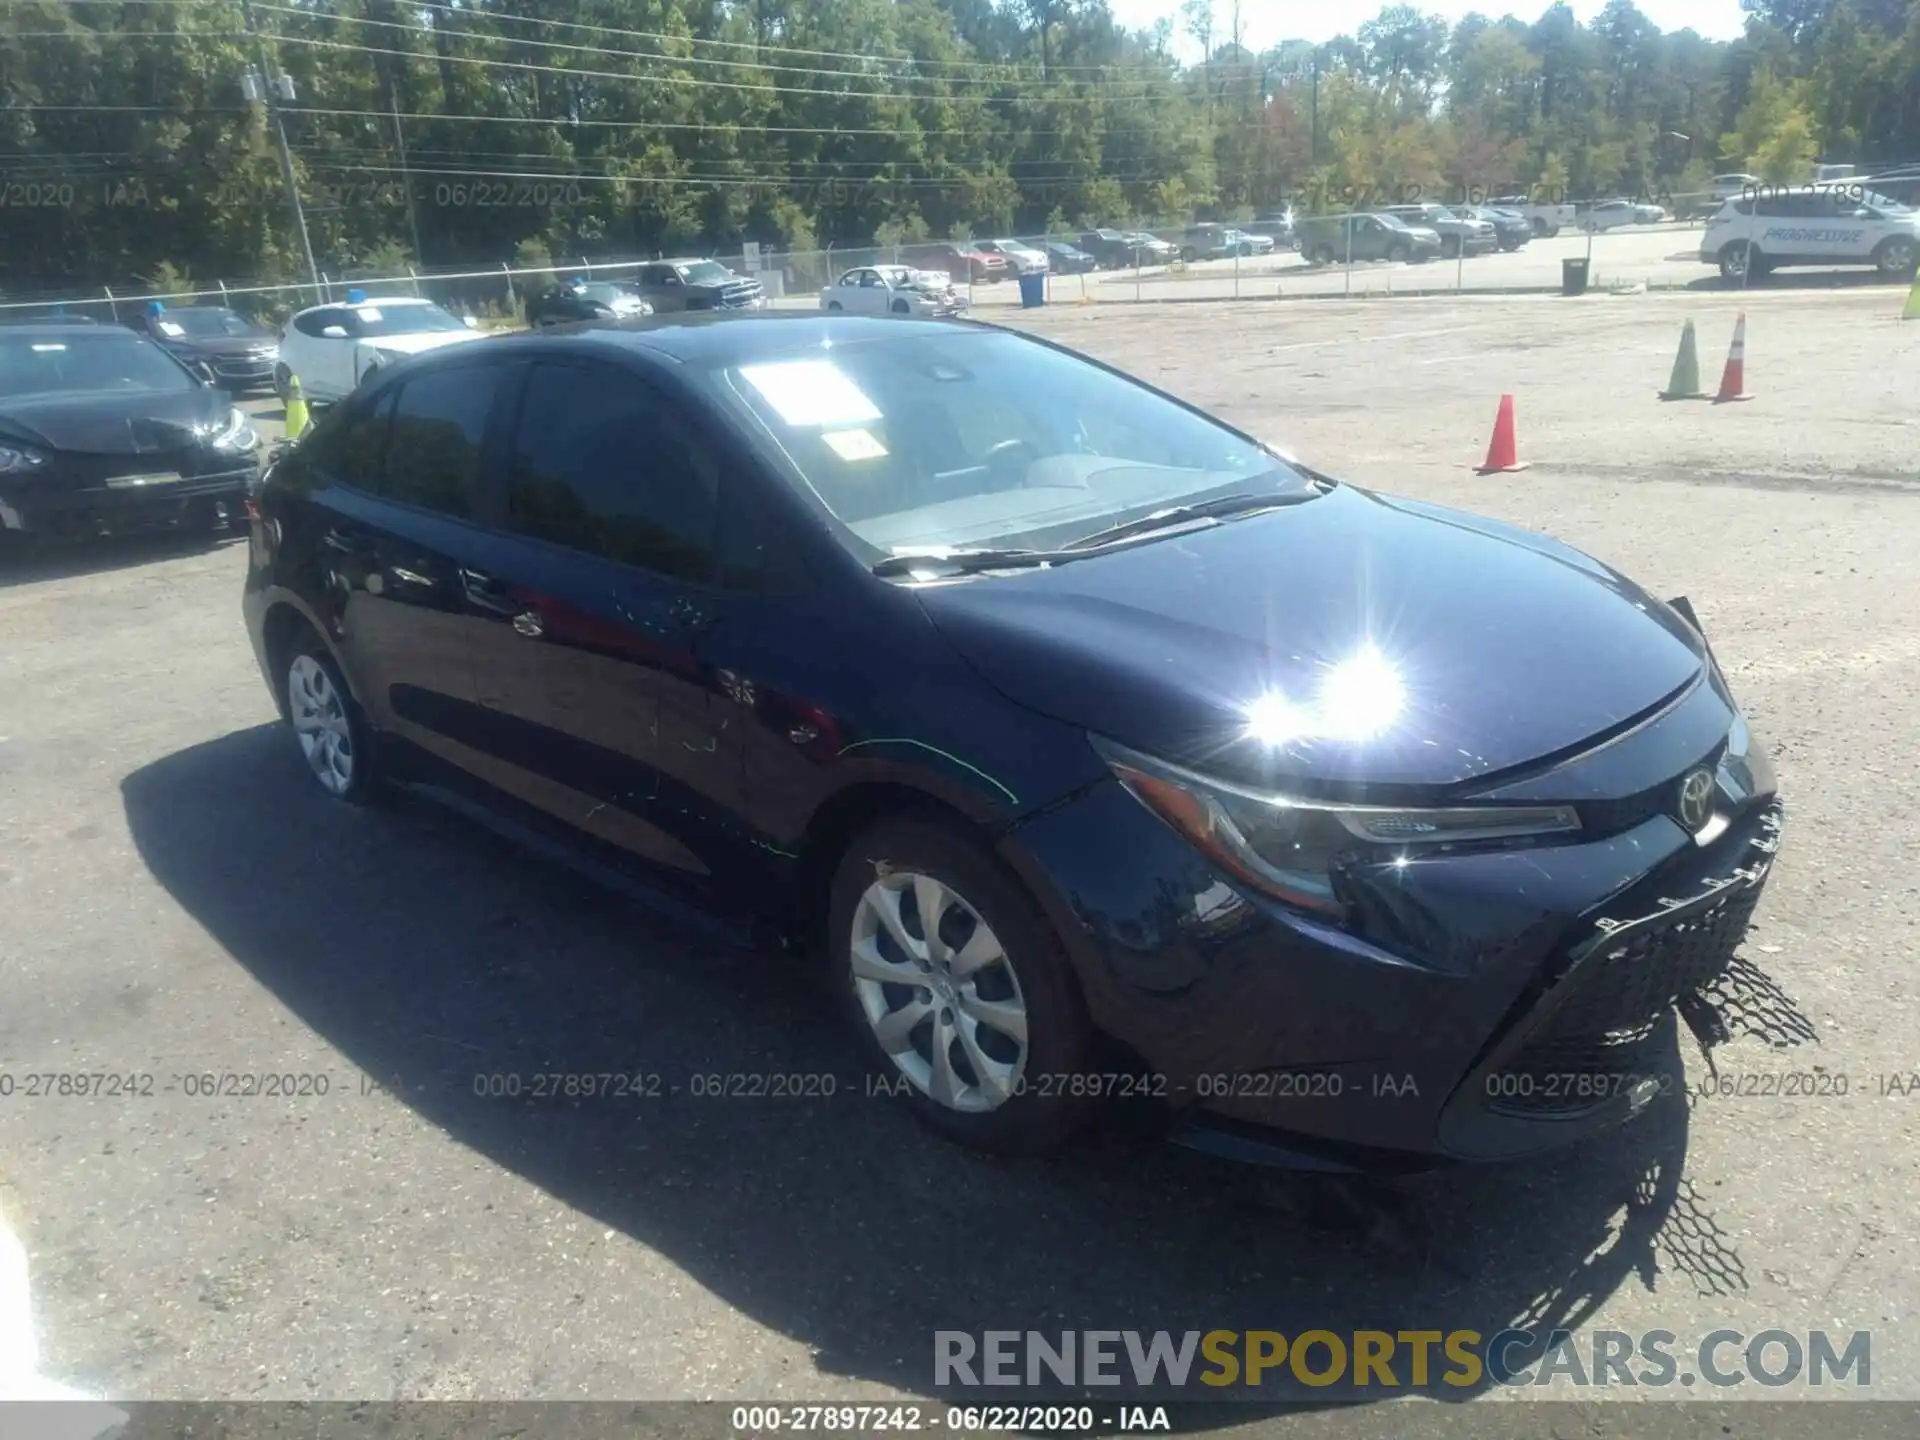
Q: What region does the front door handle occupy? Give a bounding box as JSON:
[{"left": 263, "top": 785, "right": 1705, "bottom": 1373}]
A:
[{"left": 459, "top": 566, "right": 524, "bottom": 617}]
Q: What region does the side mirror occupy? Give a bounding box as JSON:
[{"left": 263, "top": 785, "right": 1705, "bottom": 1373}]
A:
[
  {"left": 320, "top": 325, "right": 349, "bottom": 339},
  {"left": 192, "top": 359, "right": 218, "bottom": 386}
]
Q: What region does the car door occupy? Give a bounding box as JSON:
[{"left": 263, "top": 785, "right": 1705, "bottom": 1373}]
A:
[
  {"left": 297, "top": 356, "right": 517, "bottom": 771},
  {"left": 838, "top": 268, "right": 877, "bottom": 314},
  {"left": 454, "top": 356, "right": 732, "bottom": 883}
]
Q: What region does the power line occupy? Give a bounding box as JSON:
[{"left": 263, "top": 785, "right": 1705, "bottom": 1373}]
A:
[
  {"left": 269, "top": 32, "right": 1191, "bottom": 109},
  {"left": 248, "top": 2, "right": 1163, "bottom": 94}
]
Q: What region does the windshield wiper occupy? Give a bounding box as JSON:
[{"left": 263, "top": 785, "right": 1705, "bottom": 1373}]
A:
[
  {"left": 871, "top": 547, "right": 1066, "bottom": 578},
  {"left": 1060, "top": 486, "right": 1321, "bottom": 551}
]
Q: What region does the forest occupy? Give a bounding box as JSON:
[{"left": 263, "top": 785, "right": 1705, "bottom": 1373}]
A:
[{"left": 0, "top": 0, "right": 1916, "bottom": 292}]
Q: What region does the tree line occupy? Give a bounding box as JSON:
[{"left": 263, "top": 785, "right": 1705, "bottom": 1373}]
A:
[{"left": 0, "top": 0, "right": 1915, "bottom": 295}]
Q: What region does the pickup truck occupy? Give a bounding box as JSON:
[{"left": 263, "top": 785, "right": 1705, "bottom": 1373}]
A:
[{"left": 1489, "top": 195, "right": 1577, "bottom": 238}]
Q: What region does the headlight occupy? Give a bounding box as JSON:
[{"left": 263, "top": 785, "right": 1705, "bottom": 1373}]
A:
[
  {"left": 0, "top": 442, "right": 49, "bottom": 473},
  {"left": 1094, "top": 736, "right": 1581, "bottom": 918},
  {"left": 203, "top": 406, "right": 258, "bottom": 453}
]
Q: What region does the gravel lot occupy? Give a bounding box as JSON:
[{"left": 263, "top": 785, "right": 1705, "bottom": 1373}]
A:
[{"left": 1, "top": 286, "right": 1918, "bottom": 1433}]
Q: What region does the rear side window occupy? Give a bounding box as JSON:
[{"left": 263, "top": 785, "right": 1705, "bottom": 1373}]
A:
[
  {"left": 293, "top": 308, "right": 344, "bottom": 338},
  {"left": 382, "top": 364, "right": 504, "bottom": 518},
  {"left": 506, "top": 361, "right": 719, "bottom": 582}
]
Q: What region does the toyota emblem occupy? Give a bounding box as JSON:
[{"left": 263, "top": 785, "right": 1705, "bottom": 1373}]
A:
[{"left": 1676, "top": 768, "right": 1716, "bottom": 833}]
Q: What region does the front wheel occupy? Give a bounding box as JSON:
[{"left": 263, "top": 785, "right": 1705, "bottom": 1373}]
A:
[
  {"left": 273, "top": 364, "right": 293, "bottom": 403},
  {"left": 1180, "top": 246, "right": 1196, "bottom": 263},
  {"left": 890, "top": 298, "right": 910, "bottom": 314},
  {"left": 1874, "top": 235, "right": 1917, "bottom": 278},
  {"left": 827, "top": 301, "right": 843, "bottom": 311},
  {"left": 1386, "top": 242, "right": 1409, "bottom": 264},
  {"left": 830, "top": 818, "right": 1095, "bottom": 1155},
  {"left": 1719, "top": 242, "right": 1762, "bottom": 283},
  {"left": 1308, "top": 245, "right": 1335, "bottom": 266}
]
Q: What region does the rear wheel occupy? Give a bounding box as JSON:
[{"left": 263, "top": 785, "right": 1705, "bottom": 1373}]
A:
[
  {"left": 1309, "top": 245, "right": 1335, "bottom": 266},
  {"left": 1386, "top": 242, "right": 1409, "bottom": 264},
  {"left": 283, "top": 639, "right": 377, "bottom": 804},
  {"left": 889, "top": 298, "right": 910, "bottom": 314},
  {"left": 830, "top": 818, "right": 1095, "bottom": 1155},
  {"left": 1874, "top": 235, "right": 1918, "bottom": 278}
]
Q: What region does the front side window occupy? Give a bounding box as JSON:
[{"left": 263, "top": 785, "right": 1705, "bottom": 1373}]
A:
[
  {"left": 305, "top": 391, "right": 395, "bottom": 492},
  {"left": 674, "top": 261, "right": 734, "bottom": 285},
  {"left": 716, "top": 330, "right": 1308, "bottom": 562},
  {"left": 382, "top": 364, "right": 503, "bottom": 517},
  {"left": 507, "top": 362, "right": 718, "bottom": 582},
  {"left": 0, "top": 332, "right": 195, "bottom": 398}
]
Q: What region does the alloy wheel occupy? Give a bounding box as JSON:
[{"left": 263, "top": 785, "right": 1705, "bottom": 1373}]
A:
[
  {"left": 1879, "top": 238, "right": 1916, "bottom": 276},
  {"left": 850, "top": 871, "right": 1029, "bottom": 1113},
  {"left": 288, "top": 654, "right": 355, "bottom": 796}
]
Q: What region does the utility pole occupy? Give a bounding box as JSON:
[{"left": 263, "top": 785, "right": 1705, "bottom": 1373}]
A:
[
  {"left": 1310, "top": 51, "right": 1321, "bottom": 169},
  {"left": 240, "top": 0, "right": 321, "bottom": 295}
]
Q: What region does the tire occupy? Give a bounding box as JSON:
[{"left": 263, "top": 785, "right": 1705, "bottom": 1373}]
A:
[
  {"left": 1718, "top": 242, "right": 1761, "bottom": 283},
  {"left": 1874, "top": 235, "right": 1918, "bottom": 278},
  {"left": 1443, "top": 235, "right": 1461, "bottom": 258},
  {"left": 1179, "top": 247, "right": 1196, "bottom": 263},
  {"left": 1309, "top": 245, "right": 1335, "bottom": 267},
  {"left": 1530, "top": 217, "right": 1549, "bottom": 237},
  {"left": 283, "top": 635, "right": 378, "bottom": 804},
  {"left": 1386, "top": 242, "right": 1409, "bottom": 264},
  {"left": 827, "top": 301, "right": 843, "bottom": 311},
  {"left": 890, "top": 298, "right": 910, "bottom": 314},
  {"left": 273, "top": 364, "right": 293, "bottom": 403},
  {"left": 829, "top": 817, "right": 1095, "bottom": 1155}
]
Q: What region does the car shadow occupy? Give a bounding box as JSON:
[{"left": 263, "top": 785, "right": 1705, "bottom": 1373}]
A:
[
  {"left": 1686, "top": 269, "right": 1910, "bottom": 293},
  {"left": 0, "top": 527, "right": 244, "bottom": 590},
  {"left": 122, "top": 726, "right": 1753, "bottom": 1407}
]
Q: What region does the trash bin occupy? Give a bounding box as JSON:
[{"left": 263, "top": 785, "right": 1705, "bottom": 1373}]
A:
[
  {"left": 1019, "top": 271, "right": 1046, "bottom": 309},
  {"left": 1561, "top": 257, "right": 1590, "bottom": 296}
]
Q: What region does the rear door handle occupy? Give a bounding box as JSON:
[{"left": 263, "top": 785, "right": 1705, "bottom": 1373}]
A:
[
  {"left": 323, "top": 523, "right": 371, "bottom": 553},
  {"left": 459, "top": 566, "right": 520, "bottom": 614}
]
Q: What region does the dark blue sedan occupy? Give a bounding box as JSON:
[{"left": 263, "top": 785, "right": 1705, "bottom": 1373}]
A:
[{"left": 242, "top": 313, "right": 1781, "bottom": 1169}]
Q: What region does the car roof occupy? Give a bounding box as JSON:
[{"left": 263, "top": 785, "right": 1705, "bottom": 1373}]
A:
[
  {"left": 470, "top": 311, "right": 988, "bottom": 368},
  {"left": 294, "top": 294, "right": 440, "bottom": 317},
  {"left": 0, "top": 321, "right": 136, "bottom": 336}
]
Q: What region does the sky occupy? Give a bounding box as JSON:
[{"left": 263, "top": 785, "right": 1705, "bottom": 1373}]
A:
[{"left": 1112, "top": 0, "right": 1751, "bottom": 58}]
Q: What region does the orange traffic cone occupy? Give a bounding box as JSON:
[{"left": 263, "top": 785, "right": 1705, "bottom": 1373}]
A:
[
  {"left": 1713, "top": 312, "right": 1752, "bottom": 403},
  {"left": 1475, "top": 394, "right": 1528, "bottom": 474}
]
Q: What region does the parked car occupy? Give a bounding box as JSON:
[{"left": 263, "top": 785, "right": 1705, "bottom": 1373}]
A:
[
  {"left": 1490, "top": 195, "right": 1576, "bottom": 237},
  {"left": 1245, "top": 209, "right": 1297, "bottom": 249},
  {"left": 1179, "top": 224, "right": 1240, "bottom": 261},
  {"left": 1711, "top": 172, "right": 1761, "bottom": 202},
  {"left": 1076, "top": 229, "right": 1140, "bottom": 269},
  {"left": 526, "top": 279, "right": 654, "bottom": 328},
  {"left": 820, "top": 264, "right": 968, "bottom": 316},
  {"left": 1295, "top": 212, "right": 1441, "bottom": 266},
  {"left": 1577, "top": 199, "right": 1666, "bottom": 231},
  {"left": 972, "top": 239, "right": 1049, "bottom": 276},
  {"left": 1123, "top": 231, "right": 1177, "bottom": 265},
  {"left": 127, "top": 303, "right": 279, "bottom": 394},
  {"left": 243, "top": 311, "right": 1782, "bottom": 1168},
  {"left": 0, "top": 322, "right": 257, "bottom": 539},
  {"left": 1699, "top": 186, "right": 1920, "bottom": 282},
  {"left": 1042, "top": 240, "right": 1098, "bottom": 274},
  {"left": 1379, "top": 204, "right": 1497, "bottom": 257},
  {"left": 276, "top": 295, "right": 485, "bottom": 404},
  {"left": 901, "top": 243, "right": 1009, "bottom": 284},
  {"left": 631, "top": 258, "right": 769, "bottom": 313},
  {"left": 1463, "top": 205, "right": 1532, "bottom": 252},
  {"left": 1224, "top": 227, "right": 1277, "bottom": 256}
]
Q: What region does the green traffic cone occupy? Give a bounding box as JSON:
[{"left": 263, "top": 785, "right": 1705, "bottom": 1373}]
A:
[{"left": 1659, "top": 319, "right": 1707, "bottom": 400}]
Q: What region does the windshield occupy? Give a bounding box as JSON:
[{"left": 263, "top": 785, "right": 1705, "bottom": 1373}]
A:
[
  {"left": 0, "top": 331, "right": 196, "bottom": 398},
  {"left": 676, "top": 260, "right": 736, "bottom": 284},
  {"left": 579, "top": 282, "right": 637, "bottom": 304},
  {"left": 718, "top": 329, "right": 1311, "bottom": 561},
  {"left": 154, "top": 308, "right": 258, "bottom": 338},
  {"left": 350, "top": 302, "right": 469, "bottom": 337}
]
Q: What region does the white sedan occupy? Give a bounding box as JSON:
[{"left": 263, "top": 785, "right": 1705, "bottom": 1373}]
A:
[
  {"left": 1579, "top": 199, "right": 1669, "bottom": 231},
  {"left": 820, "top": 265, "right": 969, "bottom": 316},
  {"left": 275, "top": 295, "right": 486, "bottom": 402}
]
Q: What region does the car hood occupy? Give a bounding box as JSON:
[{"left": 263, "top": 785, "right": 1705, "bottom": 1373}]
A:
[
  {"left": 158, "top": 332, "right": 276, "bottom": 356},
  {"left": 361, "top": 329, "right": 485, "bottom": 356},
  {"left": 912, "top": 485, "right": 1706, "bottom": 793},
  {"left": 0, "top": 387, "right": 226, "bottom": 454}
]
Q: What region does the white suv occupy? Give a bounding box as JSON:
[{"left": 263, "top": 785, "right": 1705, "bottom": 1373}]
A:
[
  {"left": 1700, "top": 186, "right": 1920, "bottom": 283},
  {"left": 276, "top": 295, "right": 485, "bottom": 402}
]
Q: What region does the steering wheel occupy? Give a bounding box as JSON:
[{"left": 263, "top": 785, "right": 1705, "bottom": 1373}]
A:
[{"left": 983, "top": 436, "right": 1038, "bottom": 487}]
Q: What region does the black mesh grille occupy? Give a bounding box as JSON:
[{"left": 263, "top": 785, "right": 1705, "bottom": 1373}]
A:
[{"left": 1486, "top": 883, "right": 1760, "bottom": 1117}]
